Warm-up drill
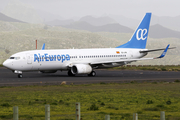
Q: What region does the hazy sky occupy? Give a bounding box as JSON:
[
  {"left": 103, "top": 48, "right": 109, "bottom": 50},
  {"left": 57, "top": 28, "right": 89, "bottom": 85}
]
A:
[{"left": 0, "top": 0, "right": 180, "bottom": 19}]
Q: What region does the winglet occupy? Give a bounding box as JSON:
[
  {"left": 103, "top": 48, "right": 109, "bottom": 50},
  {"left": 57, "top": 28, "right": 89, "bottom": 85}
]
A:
[
  {"left": 155, "top": 44, "right": 170, "bottom": 59},
  {"left": 42, "top": 43, "right": 45, "bottom": 50}
]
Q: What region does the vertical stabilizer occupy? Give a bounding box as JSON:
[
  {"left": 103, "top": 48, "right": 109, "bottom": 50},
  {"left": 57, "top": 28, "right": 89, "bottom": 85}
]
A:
[{"left": 116, "top": 13, "right": 151, "bottom": 49}]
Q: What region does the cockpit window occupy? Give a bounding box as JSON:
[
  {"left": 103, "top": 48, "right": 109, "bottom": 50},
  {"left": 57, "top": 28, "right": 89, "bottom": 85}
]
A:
[
  {"left": 10, "top": 57, "right": 15, "bottom": 59},
  {"left": 9, "top": 57, "right": 20, "bottom": 60},
  {"left": 15, "top": 57, "right": 20, "bottom": 60}
]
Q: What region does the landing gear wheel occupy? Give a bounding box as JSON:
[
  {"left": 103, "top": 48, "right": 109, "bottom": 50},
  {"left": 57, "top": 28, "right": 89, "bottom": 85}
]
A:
[
  {"left": 18, "top": 74, "right": 23, "bottom": 78},
  {"left": 68, "top": 70, "right": 75, "bottom": 76},
  {"left": 88, "top": 71, "right": 96, "bottom": 77}
]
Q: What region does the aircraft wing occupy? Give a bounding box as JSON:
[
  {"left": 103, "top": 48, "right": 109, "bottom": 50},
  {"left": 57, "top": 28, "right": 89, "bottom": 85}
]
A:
[{"left": 91, "top": 44, "right": 170, "bottom": 65}]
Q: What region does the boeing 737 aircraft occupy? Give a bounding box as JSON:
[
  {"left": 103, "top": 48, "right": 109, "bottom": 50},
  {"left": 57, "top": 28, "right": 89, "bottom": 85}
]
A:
[{"left": 3, "top": 13, "right": 172, "bottom": 78}]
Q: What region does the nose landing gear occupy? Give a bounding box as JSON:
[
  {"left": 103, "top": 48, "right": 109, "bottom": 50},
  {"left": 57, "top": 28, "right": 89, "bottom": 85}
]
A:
[
  {"left": 14, "top": 70, "right": 23, "bottom": 78},
  {"left": 18, "top": 74, "right": 23, "bottom": 78}
]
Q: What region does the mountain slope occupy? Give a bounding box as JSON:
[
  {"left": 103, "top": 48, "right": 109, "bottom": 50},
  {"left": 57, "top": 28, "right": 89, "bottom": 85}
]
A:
[
  {"left": 79, "top": 16, "right": 116, "bottom": 26},
  {"left": 149, "top": 24, "right": 180, "bottom": 38},
  {"left": 151, "top": 15, "right": 180, "bottom": 32},
  {"left": 0, "top": 12, "right": 24, "bottom": 23},
  {"left": 2, "top": 0, "right": 43, "bottom": 24},
  {"left": 62, "top": 21, "right": 134, "bottom": 33},
  {"left": 46, "top": 19, "right": 74, "bottom": 26},
  {"left": 0, "top": 21, "right": 179, "bottom": 65}
]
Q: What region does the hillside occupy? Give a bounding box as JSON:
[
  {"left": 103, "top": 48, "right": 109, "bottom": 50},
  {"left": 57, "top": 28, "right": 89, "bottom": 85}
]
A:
[
  {"left": 149, "top": 24, "right": 180, "bottom": 38},
  {"left": 62, "top": 22, "right": 180, "bottom": 39},
  {"left": 0, "top": 21, "right": 179, "bottom": 65},
  {"left": 46, "top": 19, "right": 74, "bottom": 26},
  {"left": 62, "top": 21, "right": 134, "bottom": 33},
  {"left": 2, "top": 0, "right": 43, "bottom": 24},
  {"left": 0, "top": 12, "right": 24, "bottom": 23},
  {"left": 151, "top": 15, "right": 180, "bottom": 32},
  {"left": 79, "top": 16, "right": 116, "bottom": 26}
]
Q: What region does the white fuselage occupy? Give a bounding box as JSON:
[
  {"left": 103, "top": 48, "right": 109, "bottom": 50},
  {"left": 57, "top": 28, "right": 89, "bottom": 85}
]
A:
[{"left": 3, "top": 48, "right": 147, "bottom": 72}]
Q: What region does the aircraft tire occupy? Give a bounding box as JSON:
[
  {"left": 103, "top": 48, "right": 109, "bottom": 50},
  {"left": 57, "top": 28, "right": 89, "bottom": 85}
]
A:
[
  {"left": 88, "top": 71, "right": 96, "bottom": 77},
  {"left": 68, "top": 70, "right": 75, "bottom": 76},
  {"left": 18, "top": 74, "right": 23, "bottom": 78}
]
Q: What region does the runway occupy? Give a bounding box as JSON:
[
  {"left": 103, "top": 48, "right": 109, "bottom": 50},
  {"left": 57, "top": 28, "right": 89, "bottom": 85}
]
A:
[{"left": 0, "top": 67, "right": 180, "bottom": 86}]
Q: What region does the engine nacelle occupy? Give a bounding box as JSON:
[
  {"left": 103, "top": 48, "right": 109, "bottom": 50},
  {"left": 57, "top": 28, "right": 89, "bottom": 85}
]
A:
[{"left": 71, "top": 64, "right": 92, "bottom": 74}]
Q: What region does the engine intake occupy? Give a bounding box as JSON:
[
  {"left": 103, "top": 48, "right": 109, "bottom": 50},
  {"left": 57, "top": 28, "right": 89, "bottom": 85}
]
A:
[{"left": 71, "top": 64, "right": 92, "bottom": 74}]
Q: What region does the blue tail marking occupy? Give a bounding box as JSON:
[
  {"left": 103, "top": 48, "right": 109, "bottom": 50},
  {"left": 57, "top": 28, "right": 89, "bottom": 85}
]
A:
[
  {"left": 42, "top": 43, "right": 45, "bottom": 50},
  {"left": 116, "top": 13, "right": 151, "bottom": 49}
]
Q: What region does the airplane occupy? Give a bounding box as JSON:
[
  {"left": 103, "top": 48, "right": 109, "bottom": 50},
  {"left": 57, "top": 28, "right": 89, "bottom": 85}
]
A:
[{"left": 3, "top": 13, "right": 173, "bottom": 78}]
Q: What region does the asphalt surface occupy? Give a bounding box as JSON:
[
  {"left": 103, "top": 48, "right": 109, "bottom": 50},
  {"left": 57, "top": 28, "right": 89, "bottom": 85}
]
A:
[{"left": 0, "top": 67, "right": 180, "bottom": 86}]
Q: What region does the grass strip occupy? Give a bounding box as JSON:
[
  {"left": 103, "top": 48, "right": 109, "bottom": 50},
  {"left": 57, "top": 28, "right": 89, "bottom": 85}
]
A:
[{"left": 0, "top": 82, "right": 180, "bottom": 119}]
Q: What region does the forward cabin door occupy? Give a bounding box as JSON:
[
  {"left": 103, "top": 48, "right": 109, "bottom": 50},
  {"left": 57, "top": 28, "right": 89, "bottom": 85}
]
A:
[{"left": 26, "top": 53, "right": 32, "bottom": 64}]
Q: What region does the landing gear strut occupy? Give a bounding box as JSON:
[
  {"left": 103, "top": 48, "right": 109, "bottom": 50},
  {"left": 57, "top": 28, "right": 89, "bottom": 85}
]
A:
[
  {"left": 14, "top": 70, "right": 23, "bottom": 78},
  {"left": 88, "top": 71, "right": 96, "bottom": 77}
]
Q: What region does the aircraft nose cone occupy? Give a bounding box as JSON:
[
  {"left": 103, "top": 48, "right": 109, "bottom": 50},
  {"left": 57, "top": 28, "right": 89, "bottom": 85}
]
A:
[
  {"left": 3, "top": 60, "right": 10, "bottom": 68},
  {"left": 3, "top": 61, "right": 7, "bottom": 67}
]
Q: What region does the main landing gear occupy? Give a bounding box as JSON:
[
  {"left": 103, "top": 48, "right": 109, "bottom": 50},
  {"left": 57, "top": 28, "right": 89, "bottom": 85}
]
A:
[
  {"left": 68, "top": 70, "right": 75, "bottom": 76},
  {"left": 14, "top": 70, "right": 23, "bottom": 78},
  {"left": 88, "top": 71, "right": 96, "bottom": 77}
]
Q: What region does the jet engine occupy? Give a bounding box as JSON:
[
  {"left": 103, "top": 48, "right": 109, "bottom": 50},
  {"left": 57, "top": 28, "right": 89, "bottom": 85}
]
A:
[{"left": 71, "top": 64, "right": 92, "bottom": 74}]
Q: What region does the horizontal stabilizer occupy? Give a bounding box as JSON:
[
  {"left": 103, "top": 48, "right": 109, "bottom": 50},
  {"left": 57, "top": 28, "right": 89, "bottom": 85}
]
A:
[{"left": 140, "top": 46, "right": 175, "bottom": 53}]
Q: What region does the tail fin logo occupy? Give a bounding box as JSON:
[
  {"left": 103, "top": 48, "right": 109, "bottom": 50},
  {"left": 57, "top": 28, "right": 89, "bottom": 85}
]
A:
[
  {"left": 136, "top": 29, "right": 147, "bottom": 40},
  {"left": 116, "top": 13, "right": 151, "bottom": 49}
]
